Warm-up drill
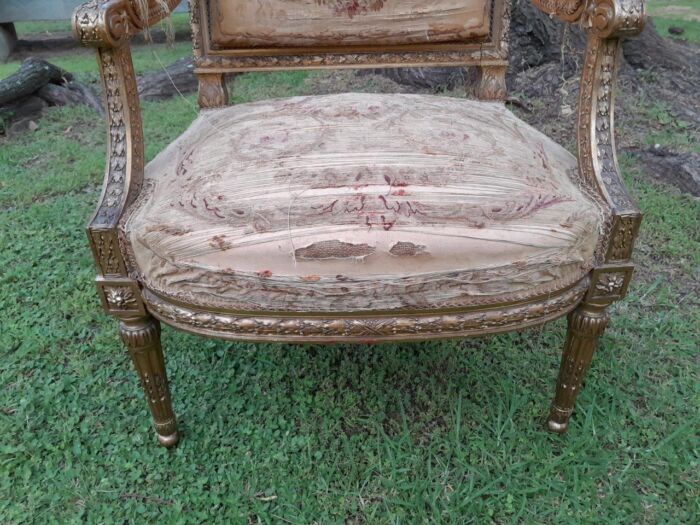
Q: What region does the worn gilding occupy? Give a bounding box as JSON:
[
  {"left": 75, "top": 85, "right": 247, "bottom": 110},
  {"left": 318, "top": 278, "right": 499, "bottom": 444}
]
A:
[{"left": 73, "top": 0, "right": 646, "bottom": 446}]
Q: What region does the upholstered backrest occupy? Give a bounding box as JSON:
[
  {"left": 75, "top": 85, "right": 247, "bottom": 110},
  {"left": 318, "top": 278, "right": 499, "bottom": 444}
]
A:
[{"left": 191, "top": 0, "right": 510, "bottom": 72}]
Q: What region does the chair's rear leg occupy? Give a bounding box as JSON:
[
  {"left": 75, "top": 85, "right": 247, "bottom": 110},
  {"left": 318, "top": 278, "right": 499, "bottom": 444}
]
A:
[
  {"left": 475, "top": 65, "right": 507, "bottom": 102},
  {"left": 548, "top": 301, "right": 609, "bottom": 433},
  {"left": 120, "top": 316, "right": 179, "bottom": 448},
  {"left": 198, "top": 72, "right": 228, "bottom": 109}
]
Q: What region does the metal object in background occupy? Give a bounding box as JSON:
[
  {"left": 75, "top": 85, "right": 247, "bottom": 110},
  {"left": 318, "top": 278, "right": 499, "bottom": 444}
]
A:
[{"left": 0, "top": 0, "right": 186, "bottom": 61}]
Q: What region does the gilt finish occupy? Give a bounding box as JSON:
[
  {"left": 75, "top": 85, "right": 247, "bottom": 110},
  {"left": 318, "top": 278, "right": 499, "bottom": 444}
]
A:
[
  {"left": 535, "top": 0, "right": 645, "bottom": 431},
  {"left": 189, "top": 0, "right": 511, "bottom": 73},
  {"left": 143, "top": 282, "right": 590, "bottom": 343},
  {"left": 73, "top": 0, "right": 645, "bottom": 445},
  {"left": 120, "top": 316, "right": 179, "bottom": 447}
]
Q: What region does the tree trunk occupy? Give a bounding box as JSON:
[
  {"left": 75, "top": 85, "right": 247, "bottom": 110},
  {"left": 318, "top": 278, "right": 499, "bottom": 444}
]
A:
[
  {"left": 137, "top": 57, "right": 199, "bottom": 101},
  {"left": 0, "top": 58, "right": 72, "bottom": 106},
  {"left": 36, "top": 81, "right": 104, "bottom": 115},
  {"left": 372, "top": 1, "right": 697, "bottom": 90},
  {"left": 622, "top": 20, "right": 700, "bottom": 71},
  {"left": 137, "top": 57, "right": 238, "bottom": 101}
]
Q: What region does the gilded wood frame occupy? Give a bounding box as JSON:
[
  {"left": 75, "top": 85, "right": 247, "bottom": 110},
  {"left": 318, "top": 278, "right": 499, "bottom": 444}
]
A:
[
  {"left": 73, "top": 0, "right": 645, "bottom": 446},
  {"left": 189, "top": 0, "right": 511, "bottom": 72}
]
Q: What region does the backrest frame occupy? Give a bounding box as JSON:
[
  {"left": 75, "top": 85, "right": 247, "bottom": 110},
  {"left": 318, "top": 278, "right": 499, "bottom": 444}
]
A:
[{"left": 190, "top": 0, "right": 511, "bottom": 73}]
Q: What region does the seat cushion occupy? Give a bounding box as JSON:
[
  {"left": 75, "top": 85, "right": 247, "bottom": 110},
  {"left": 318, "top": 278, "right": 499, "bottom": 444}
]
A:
[{"left": 124, "top": 93, "right": 605, "bottom": 313}]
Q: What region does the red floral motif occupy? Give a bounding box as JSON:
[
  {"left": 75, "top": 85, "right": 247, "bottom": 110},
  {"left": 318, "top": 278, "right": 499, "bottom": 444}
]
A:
[
  {"left": 312, "top": 193, "right": 426, "bottom": 231},
  {"left": 315, "top": 0, "right": 386, "bottom": 18}
]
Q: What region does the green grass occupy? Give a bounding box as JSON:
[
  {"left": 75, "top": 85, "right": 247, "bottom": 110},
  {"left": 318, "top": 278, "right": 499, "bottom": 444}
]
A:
[
  {"left": 649, "top": 0, "right": 700, "bottom": 43},
  {"left": 0, "top": 41, "right": 193, "bottom": 80},
  {"left": 1, "top": 21, "right": 700, "bottom": 525},
  {"left": 627, "top": 100, "right": 700, "bottom": 153},
  {"left": 13, "top": 12, "right": 192, "bottom": 38}
]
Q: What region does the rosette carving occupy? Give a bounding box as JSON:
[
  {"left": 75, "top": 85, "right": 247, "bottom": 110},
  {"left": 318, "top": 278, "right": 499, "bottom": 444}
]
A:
[{"left": 585, "top": 0, "right": 646, "bottom": 38}]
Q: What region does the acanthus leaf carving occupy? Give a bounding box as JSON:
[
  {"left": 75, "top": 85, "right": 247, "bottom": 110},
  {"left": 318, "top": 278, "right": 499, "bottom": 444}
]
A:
[
  {"left": 578, "top": 34, "right": 640, "bottom": 263},
  {"left": 143, "top": 280, "right": 588, "bottom": 342}
]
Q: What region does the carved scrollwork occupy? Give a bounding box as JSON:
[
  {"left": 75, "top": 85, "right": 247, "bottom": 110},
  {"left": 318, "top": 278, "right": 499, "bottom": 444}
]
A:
[
  {"left": 189, "top": 0, "right": 203, "bottom": 58},
  {"left": 594, "top": 272, "right": 625, "bottom": 294},
  {"left": 97, "top": 278, "right": 146, "bottom": 316},
  {"left": 89, "top": 230, "right": 125, "bottom": 275},
  {"left": 194, "top": 50, "right": 509, "bottom": 72},
  {"left": 73, "top": 0, "right": 130, "bottom": 48},
  {"left": 578, "top": 33, "right": 641, "bottom": 263},
  {"left": 547, "top": 300, "right": 609, "bottom": 431},
  {"left": 586, "top": 0, "right": 646, "bottom": 39},
  {"left": 476, "top": 66, "right": 508, "bottom": 101},
  {"left": 198, "top": 73, "right": 229, "bottom": 109},
  {"left": 119, "top": 316, "right": 179, "bottom": 446},
  {"left": 105, "top": 286, "right": 139, "bottom": 310},
  {"left": 73, "top": 0, "right": 180, "bottom": 47},
  {"left": 607, "top": 215, "right": 641, "bottom": 261},
  {"left": 87, "top": 44, "right": 144, "bottom": 297},
  {"left": 190, "top": 0, "right": 510, "bottom": 72}
]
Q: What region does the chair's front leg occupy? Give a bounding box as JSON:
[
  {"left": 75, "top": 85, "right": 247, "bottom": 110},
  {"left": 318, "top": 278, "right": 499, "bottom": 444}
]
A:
[
  {"left": 548, "top": 301, "right": 609, "bottom": 432},
  {"left": 74, "top": 2, "right": 181, "bottom": 447},
  {"left": 548, "top": 264, "right": 633, "bottom": 432},
  {"left": 120, "top": 316, "right": 179, "bottom": 447}
]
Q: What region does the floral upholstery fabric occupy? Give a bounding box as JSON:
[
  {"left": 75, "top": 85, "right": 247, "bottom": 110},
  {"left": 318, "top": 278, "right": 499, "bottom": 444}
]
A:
[
  {"left": 124, "top": 93, "right": 605, "bottom": 313},
  {"left": 209, "top": 0, "right": 491, "bottom": 48}
]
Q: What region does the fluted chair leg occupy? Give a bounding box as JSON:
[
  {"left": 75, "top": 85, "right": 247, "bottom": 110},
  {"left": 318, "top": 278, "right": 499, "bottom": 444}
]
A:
[
  {"left": 120, "top": 316, "right": 179, "bottom": 448},
  {"left": 547, "top": 301, "right": 610, "bottom": 433}
]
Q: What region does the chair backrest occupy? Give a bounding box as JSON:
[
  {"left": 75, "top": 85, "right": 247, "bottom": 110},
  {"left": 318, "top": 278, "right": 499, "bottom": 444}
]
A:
[{"left": 191, "top": 0, "right": 510, "bottom": 72}]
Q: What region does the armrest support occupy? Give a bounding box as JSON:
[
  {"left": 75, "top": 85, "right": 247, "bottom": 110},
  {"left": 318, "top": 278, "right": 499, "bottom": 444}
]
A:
[
  {"left": 84, "top": 43, "right": 143, "bottom": 282},
  {"left": 71, "top": 1, "right": 177, "bottom": 292},
  {"left": 73, "top": 0, "right": 180, "bottom": 48},
  {"left": 533, "top": 0, "right": 645, "bottom": 263},
  {"left": 576, "top": 0, "right": 645, "bottom": 263}
]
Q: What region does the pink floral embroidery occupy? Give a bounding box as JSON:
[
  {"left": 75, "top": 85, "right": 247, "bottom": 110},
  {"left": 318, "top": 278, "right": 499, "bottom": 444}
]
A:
[{"left": 315, "top": 0, "right": 386, "bottom": 18}]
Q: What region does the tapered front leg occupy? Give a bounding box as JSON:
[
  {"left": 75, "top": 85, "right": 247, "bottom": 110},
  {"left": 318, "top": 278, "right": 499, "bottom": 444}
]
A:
[
  {"left": 547, "top": 301, "right": 610, "bottom": 433},
  {"left": 120, "top": 316, "right": 179, "bottom": 447}
]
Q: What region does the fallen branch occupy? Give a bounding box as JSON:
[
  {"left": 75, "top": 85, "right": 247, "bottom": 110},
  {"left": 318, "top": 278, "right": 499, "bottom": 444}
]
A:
[{"left": 0, "top": 58, "right": 72, "bottom": 106}]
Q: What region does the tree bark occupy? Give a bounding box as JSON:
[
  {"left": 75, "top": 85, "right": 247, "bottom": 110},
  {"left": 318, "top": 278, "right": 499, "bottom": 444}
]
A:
[
  {"left": 622, "top": 20, "right": 700, "bottom": 72},
  {"left": 0, "top": 58, "right": 72, "bottom": 106},
  {"left": 36, "top": 81, "right": 104, "bottom": 115},
  {"left": 137, "top": 57, "right": 199, "bottom": 101},
  {"left": 372, "top": 1, "right": 698, "bottom": 90}
]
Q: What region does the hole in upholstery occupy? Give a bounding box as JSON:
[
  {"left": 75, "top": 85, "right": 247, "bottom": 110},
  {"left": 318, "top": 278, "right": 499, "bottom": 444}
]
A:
[
  {"left": 295, "top": 240, "right": 375, "bottom": 261},
  {"left": 389, "top": 241, "right": 427, "bottom": 257}
]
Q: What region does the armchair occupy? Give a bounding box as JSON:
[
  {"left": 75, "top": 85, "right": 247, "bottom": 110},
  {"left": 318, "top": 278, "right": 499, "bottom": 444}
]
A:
[{"left": 73, "top": 0, "right": 645, "bottom": 447}]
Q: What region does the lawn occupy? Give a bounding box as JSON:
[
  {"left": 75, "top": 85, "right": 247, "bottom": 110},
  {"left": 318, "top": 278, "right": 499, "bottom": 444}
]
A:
[{"left": 1, "top": 11, "right": 699, "bottom": 525}]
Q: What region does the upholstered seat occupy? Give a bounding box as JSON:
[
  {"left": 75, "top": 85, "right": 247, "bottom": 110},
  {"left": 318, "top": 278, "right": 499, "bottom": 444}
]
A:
[{"left": 125, "top": 93, "right": 605, "bottom": 313}]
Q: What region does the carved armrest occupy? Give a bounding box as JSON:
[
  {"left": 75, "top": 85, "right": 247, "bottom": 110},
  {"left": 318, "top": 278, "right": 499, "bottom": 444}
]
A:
[
  {"left": 533, "top": 0, "right": 646, "bottom": 264},
  {"left": 73, "top": 0, "right": 180, "bottom": 48},
  {"left": 72, "top": 0, "right": 177, "bottom": 284}
]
